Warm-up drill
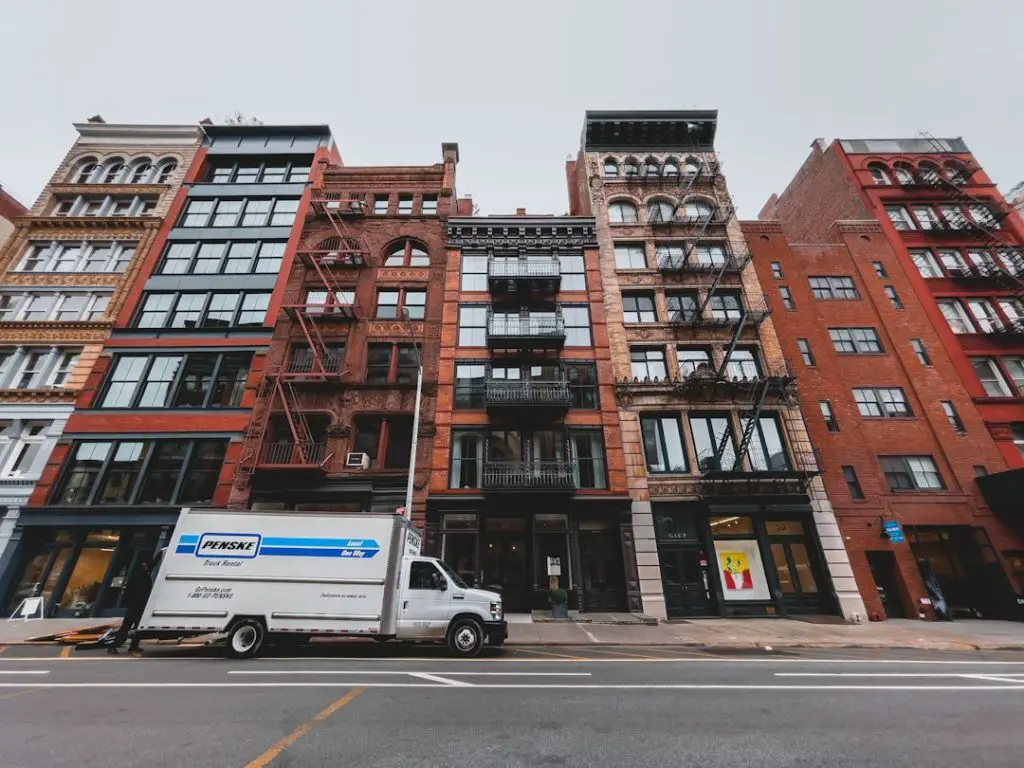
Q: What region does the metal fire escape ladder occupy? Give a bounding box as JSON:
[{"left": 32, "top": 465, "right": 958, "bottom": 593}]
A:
[
  {"left": 716, "top": 308, "right": 749, "bottom": 379},
  {"left": 732, "top": 379, "right": 771, "bottom": 471},
  {"left": 698, "top": 250, "right": 735, "bottom": 319}
]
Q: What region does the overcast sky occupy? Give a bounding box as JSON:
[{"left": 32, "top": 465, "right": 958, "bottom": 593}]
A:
[{"left": 2, "top": 0, "right": 1022, "bottom": 218}]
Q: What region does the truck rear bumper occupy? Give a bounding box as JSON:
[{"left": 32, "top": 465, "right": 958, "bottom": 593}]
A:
[{"left": 484, "top": 620, "right": 508, "bottom": 642}]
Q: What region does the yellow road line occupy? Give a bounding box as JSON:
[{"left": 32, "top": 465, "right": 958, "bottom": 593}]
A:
[
  {"left": 244, "top": 687, "right": 364, "bottom": 768},
  {"left": 567, "top": 647, "right": 663, "bottom": 660},
  {"left": 0, "top": 687, "right": 44, "bottom": 703},
  {"left": 60, "top": 647, "right": 72, "bottom": 659},
  {"left": 510, "top": 647, "right": 589, "bottom": 661}
]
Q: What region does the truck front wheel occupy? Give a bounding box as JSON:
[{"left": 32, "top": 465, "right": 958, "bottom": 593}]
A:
[
  {"left": 447, "top": 618, "right": 484, "bottom": 658},
  {"left": 226, "top": 619, "right": 265, "bottom": 659}
]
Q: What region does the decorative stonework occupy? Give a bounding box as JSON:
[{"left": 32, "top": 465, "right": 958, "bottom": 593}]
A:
[
  {"left": 366, "top": 321, "right": 425, "bottom": 337},
  {"left": 447, "top": 220, "right": 597, "bottom": 250},
  {"left": 376, "top": 268, "right": 430, "bottom": 282}
]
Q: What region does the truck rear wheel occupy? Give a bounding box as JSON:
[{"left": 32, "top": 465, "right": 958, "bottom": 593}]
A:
[
  {"left": 447, "top": 618, "right": 484, "bottom": 658},
  {"left": 226, "top": 619, "right": 265, "bottom": 659}
]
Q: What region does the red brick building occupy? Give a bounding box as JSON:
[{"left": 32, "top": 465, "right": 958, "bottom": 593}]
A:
[{"left": 754, "top": 136, "right": 1024, "bottom": 620}]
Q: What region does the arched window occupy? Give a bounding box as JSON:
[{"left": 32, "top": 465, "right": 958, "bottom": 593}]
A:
[
  {"left": 72, "top": 157, "right": 98, "bottom": 184},
  {"left": 646, "top": 199, "right": 675, "bottom": 224},
  {"left": 918, "top": 162, "right": 941, "bottom": 184},
  {"left": 608, "top": 200, "right": 638, "bottom": 224},
  {"left": 129, "top": 160, "right": 153, "bottom": 184},
  {"left": 893, "top": 164, "right": 915, "bottom": 185},
  {"left": 683, "top": 157, "right": 701, "bottom": 177},
  {"left": 384, "top": 239, "right": 430, "bottom": 267},
  {"left": 945, "top": 162, "right": 968, "bottom": 185},
  {"left": 155, "top": 159, "right": 178, "bottom": 184},
  {"left": 663, "top": 158, "right": 680, "bottom": 176},
  {"left": 867, "top": 163, "right": 891, "bottom": 185},
  {"left": 603, "top": 158, "right": 618, "bottom": 177},
  {"left": 644, "top": 157, "right": 660, "bottom": 176},
  {"left": 623, "top": 157, "right": 640, "bottom": 177},
  {"left": 101, "top": 158, "right": 125, "bottom": 184},
  {"left": 681, "top": 199, "right": 714, "bottom": 221}
]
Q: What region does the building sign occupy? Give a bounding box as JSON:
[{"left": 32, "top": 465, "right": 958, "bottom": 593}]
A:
[
  {"left": 546, "top": 557, "right": 562, "bottom": 577},
  {"left": 713, "top": 540, "right": 771, "bottom": 602},
  {"left": 654, "top": 507, "right": 699, "bottom": 543},
  {"left": 882, "top": 520, "right": 905, "bottom": 544}
]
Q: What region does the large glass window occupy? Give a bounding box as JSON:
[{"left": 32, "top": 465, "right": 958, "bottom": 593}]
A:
[
  {"left": 454, "top": 363, "right": 486, "bottom": 408},
  {"left": 608, "top": 201, "right": 638, "bottom": 224},
  {"left": 461, "top": 255, "right": 488, "bottom": 291},
  {"left": 622, "top": 294, "right": 657, "bottom": 323},
  {"left": 614, "top": 243, "right": 646, "bottom": 269},
  {"left": 725, "top": 349, "right": 760, "bottom": 380},
  {"left": 971, "top": 358, "right": 1013, "bottom": 397},
  {"left": 630, "top": 348, "right": 666, "bottom": 380},
  {"left": 571, "top": 430, "right": 606, "bottom": 489},
  {"left": 937, "top": 299, "right": 974, "bottom": 334},
  {"left": 678, "top": 348, "right": 711, "bottom": 377},
  {"left": 458, "top": 305, "right": 487, "bottom": 347},
  {"left": 809, "top": 276, "right": 859, "bottom": 300},
  {"left": 880, "top": 456, "right": 944, "bottom": 491},
  {"left": 99, "top": 352, "right": 252, "bottom": 409},
  {"left": 1003, "top": 357, "right": 1024, "bottom": 395},
  {"left": 910, "top": 249, "right": 942, "bottom": 278},
  {"left": 666, "top": 293, "right": 698, "bottom": 322},
  {"left": 566, "top": 363, "right": 598, "bottom": 409},
  {"left": 17, "top": 241, "right": 137, "bottom": 274},
  {"left": 689, "top": 414, "right": 736, "bottom": 472},
  {"left": 640, "top": 415, "right": 688, "bottom": 473},
  {"left": 853, "top": 387, "right": 912, "bottom": 418},
  {"left": 829, "top": 327, "right": 882, "bottom": 354},
  {"left": 558, "top": 254, "right": 585, "bottom": 290},
  {"left": 158, "top": 240, "right": 287, "bottom": 275},
  {"left": 740, "top": 415, "right": 790, "bottom": 471}
]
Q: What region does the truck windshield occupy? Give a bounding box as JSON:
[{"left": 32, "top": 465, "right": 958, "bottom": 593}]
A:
[{"left": 437, "top": 560, "right": 468, "bottom": 589}]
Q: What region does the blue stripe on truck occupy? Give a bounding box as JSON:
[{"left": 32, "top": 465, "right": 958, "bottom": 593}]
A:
[
  {"left": 262, "top": 537, "right": 380, "bottom": 548},
  {"left": 260, "top": 546, "right": 380, "bottom": 558}
]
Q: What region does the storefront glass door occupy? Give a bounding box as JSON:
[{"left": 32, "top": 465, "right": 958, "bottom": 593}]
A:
[{"left": 766, "top": 521, "right": 822, "bottom": 614}]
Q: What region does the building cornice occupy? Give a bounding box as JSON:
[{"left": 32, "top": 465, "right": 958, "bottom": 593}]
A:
[
  {"left": 739, "top": 220, "right": 783, "bottom": 234},
  {"left": 447, "top": 218, "right": 598, "bottom": 250},
  {"left": 74, "top": 123, "right": 204, "bottom": 144}
]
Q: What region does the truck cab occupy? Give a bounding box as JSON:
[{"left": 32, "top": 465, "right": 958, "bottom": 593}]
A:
[{"left": 398, "top": 556, "right": 506, "bottom": 653}]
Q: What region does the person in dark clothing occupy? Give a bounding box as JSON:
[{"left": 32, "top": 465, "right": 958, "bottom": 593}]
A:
[{"left": 108, "top": 560, "right": 153, "bottom": 655}]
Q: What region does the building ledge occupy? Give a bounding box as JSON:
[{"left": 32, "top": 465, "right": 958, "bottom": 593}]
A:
[{"left": 15, "top": 215, "right": 161, "bottom": 231}]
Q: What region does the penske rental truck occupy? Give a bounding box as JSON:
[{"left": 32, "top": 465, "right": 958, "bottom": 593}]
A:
[{"left": 137, "top": 508, "right": 506, "bottom": 658}]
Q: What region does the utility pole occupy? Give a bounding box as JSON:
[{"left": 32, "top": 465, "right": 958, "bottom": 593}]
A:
[{"left": 400, "top": 308, "right": 422, "bottom": 519}]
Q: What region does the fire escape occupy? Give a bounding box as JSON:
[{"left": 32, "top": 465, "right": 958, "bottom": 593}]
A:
[{"left": 235, "top": 191, "right": 366, "bottom": 487}]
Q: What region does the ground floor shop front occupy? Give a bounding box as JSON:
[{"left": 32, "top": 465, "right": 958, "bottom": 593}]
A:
[
  {"left": 0, "top": 509, "right": 176, "bottom": 619},
  {"left": 652, "top": 498, "right": 836, "bottom": 619},
  {"left": 425, "top": 497, "right": 639, "bottom": 613}
]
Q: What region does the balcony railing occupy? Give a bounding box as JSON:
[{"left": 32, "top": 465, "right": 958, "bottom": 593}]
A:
[
  {"left": 487, "top": 258, "right": 562, "bottom": 294},
  {"left": 484, "top": 379, "right": 572, "bottom": 409},
  {"left": 695, "top": 451, "right": 817, "bottom": 496},
  {"left": 481, "top": 460, "right": 578, "bottom": 492},
  {"left": 486, "top": 312, "right": 566, "bottom": 350},
  {"left": 287, "top": 356, "right": 343, "bottom": 375},
  {"left": 985, "top": 318, "right": 1024, "bottom": 337},
  {"left": 669, "top": 299, "right": 771, "bottom": 329},
  {"left": 256, "top": 441, "right": 328, "bottom": 469},
  {"left": 658, "top": 252, "right": 752, "bottom": 274},
  {"left": 310, "top": 193, "right": 367, "bottom": 217}
]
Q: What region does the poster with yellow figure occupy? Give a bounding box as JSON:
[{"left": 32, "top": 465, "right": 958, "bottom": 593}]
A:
[{"left": 719, "top": 550, "right": 753, "bottom": 591}]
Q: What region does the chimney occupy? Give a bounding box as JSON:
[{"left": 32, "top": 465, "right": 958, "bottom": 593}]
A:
[
  {"left": 456, "top": 195, "right": 474, "bottom": 216},
  {"left": 516, "top": 208, "right": 527, "bottom": 217},
  {"left": 442, "top": 142, "right": 459, "bottom": 164},
  {"left": 87, "top": 114, "right": 106, "bottom": 124}
]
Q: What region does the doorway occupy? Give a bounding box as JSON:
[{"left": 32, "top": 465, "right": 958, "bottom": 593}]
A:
[
  {"left": 578, "top": 525, "right": 626, "bottom": 611},
  {"left": 481, "top": 517, "right": 530, "bottom": 612},
  {"left": 765, "top": 521, "right": 823, "bottom": 615},
  {"left": 866, "top": 550, "right": 906, "bottom": 619},
  {"left": 659, "top": 546, "right": 715, "bottom": 618}
]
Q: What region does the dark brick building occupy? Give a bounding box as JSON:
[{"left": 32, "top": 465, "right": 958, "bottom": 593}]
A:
[{"left": 754, "top": 136, "right": 1024, "bottom": 620}]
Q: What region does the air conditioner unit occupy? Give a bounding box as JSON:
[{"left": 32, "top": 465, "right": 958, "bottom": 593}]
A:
[{"left": 345, "top": 452, "right": 370, "bottom": 470}]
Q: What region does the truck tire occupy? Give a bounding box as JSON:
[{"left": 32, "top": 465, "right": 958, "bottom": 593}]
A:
[
  {"left": 447, "top": 618, "right": 484, "bottom": 658},
  {"left": 226, "top": 619, "right": 265, "bottom": 659}
]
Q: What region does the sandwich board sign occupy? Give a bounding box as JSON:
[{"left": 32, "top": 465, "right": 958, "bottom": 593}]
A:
[{"left": 8, "top": 596, "right": 45, "bottom": 621}]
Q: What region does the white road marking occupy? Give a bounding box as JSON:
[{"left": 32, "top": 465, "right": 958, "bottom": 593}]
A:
[
  {"left": 576, "top": 624, "right": 599, "bottom": 643},
  {"left": 0, "top": 682, "right": 1022, "bottom": 691},
  {"left": 0, "top": 670, "right": 48, "bottom": 675},
  {"left": 227, "top": 670, "right": 591, "bottom": 677},
  {"left": 776, "top": 672, "right": 1024, "bottom": 679},
  {"left": 407, "top": 672, "right": 473, "bottom": 687}
]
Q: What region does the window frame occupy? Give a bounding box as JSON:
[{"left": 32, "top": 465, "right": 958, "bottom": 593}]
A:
[
  {"left": 621, "top": 293, "right": 657, "bottom": 324},
  {"left": 131, "top": 291, "right": 272, "bottom": 330},
  {"left": 852, "top": 387, "right": 913, "bottom": 418},
  {"left": 608, "top": 201, "right": 639, "bottom": 224},
  {"left": 970, "top": 357, "right": 1014, "bottom": 397},
  {"left": 843, "top": 465, "right": 865, "bottom": 500},
  {"left": 17, "top": 240, "right": 137, "bottom": 274},
  {"left": 614, "top": 243, "right": 647, "bottom": 269},
  {"left": 879, "top": 455, "right": 944, "bottom": 491},
  {"left": 819, "top": 401, "right": 839, "bottom": 432},
  {"left": 97, "top": 352, "right": 253, "bottom": 410},
  {"left": 829, "top": 327, "right": 883, "bottom": 355},
  {"left": 156, "top": 240, "right": 287, "bottom": 276},
  {"left": 630, "top": 347, "right": 667, "bottom": 380},
  {"left": 911, "top": 339, "right": 932, "bottom": 366},
  {"left": 383, "top": 240, "right": 430, "bottom": 268},
  {"left": 639, "top": 414, "right": 689, "bottom": 474},
  {"left": 374, "top": 287, "right": 426, "bottom": 320},
  {"left": 178, "top": 197, "right": 301, "bottom": 229},
  {"left": 809, "top": 276, "right": 860, "bottom": 300},
  {"left": 204, "top": 158, "right": 311, "bottom": 185},
  {"left": 797, "top": 338, "right": 815, "bottom": 367}
]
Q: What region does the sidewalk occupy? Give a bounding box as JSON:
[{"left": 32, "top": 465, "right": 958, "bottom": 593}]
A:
[{"left": 2, "top": 616, "right": 1022, "bottom": 651}]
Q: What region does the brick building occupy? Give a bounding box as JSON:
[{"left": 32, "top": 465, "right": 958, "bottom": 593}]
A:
[
  {"left": 0, "top": 184, "right": 27, "bottom": 250},
  {"left": 567, "top": 111, "right": 865, "bottom": 620},
  {"left": 0, "top": 120, "right": 201, "bottom": 605},
  {"left": 427, "top": 212, "right": 635, "bottom": 613},
  {"left": 0, "top": 124, "right": 325, "bottom": 618},
  {"left": 757, "top": 136, "right": 1024, "bottom": 620},
  {"left": 232, "top": 144, "right": 460, "bottom": 527}
]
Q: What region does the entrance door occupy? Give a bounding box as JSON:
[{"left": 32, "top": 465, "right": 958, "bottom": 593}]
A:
[
  {"left": 766, "top": 521, "right": 823, "bottom": 614},
  {"left": 578, "top": 528, "right": 626, "bottom": 611},
  {"left": 866, "top": 550, "right": 906, "bottom": 619},
  {"left": 481, "top": 520, "right": 530, "bottom": 613},
  {"left": 659, "top": 546, "right": 715, "bottom": 618}
]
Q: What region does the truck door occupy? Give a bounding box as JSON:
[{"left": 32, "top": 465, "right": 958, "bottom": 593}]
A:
[{"left": 398, "top": 559, "right": 451, "bottom": 639}]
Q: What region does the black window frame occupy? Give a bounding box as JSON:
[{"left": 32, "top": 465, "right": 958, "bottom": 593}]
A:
[
  {"left": 97, "top": 351, "right": 253, "bottom": 410},
  {"left": 457, "top": 304, "right": 488, "bottom": 347},
  {"left": 873, "top": 261, "right": 889, "bottom": 278},
  {"left": 884, "top": 285, "right": 904, "bottom": 310},
  {"left": 829, "top": 327, "right": 884, "bottom": 355},
  {"left": 770, "top": 262, "right": 784, "bottom": 279},
  {"left": 155, "top": 239, "right": 287, "bottom": 276},
  {"left": 177, "top": 197, "right": 300, "bottom": 229},
  {"left": 879, "top": 455, "right": 945, "bottom": 491},
  {"left": 639, "top": 413, "right": 689, "bottom": 474},
  {"left": 454, "top": 362, "right": 487, "bottom": 409},
  {"left": 622, "top": 293, "right": 658, "bottom": 324},
  {"left": 630, "top": 347, "right": 667, "bottom": 380},
  {"left": 820, "top": 400, "right": 839, "bottom": 432},
  {"left": 852, "top": 387, "right": 912, "bottom": 418},
  {"left": 809, "top": 276, "right": 860, "bottom": 300},
  {"left": 779, "top": 286, "right": 794, "bottom": 310},
  {"left": 941, "top": 401, "right": 966, "bottom": 434},
  {"left": 911, "top": 339, "right": 931, "bottom": 366},
  {"left": 131, "top": 291, "right": 271, "bottom": 330},
  {"left": 842, "top": 465, "right": 865, "bottom": 500},
  {"left": 203, "top": 158, "right": 312, "bottom": 185},
  {"left": 797, "top": 338, "right": 815, "bottom": 366}
]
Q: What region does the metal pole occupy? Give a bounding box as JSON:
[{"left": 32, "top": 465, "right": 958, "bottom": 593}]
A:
[{"left": 401, "top": 308, "right": 422, "bottom": 518}]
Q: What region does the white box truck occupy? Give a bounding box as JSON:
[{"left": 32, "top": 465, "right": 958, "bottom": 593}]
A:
[{"left": 137, "top": 508, "right": 506, "bottom": 658}]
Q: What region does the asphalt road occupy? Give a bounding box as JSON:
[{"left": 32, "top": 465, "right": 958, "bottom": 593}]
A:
[{"left": 1, "top": 644, "right": 1022, "bottom": 767}]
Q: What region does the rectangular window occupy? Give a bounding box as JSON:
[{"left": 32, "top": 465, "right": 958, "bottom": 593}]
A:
[
  {"left": 460, "top": 255, "right": 488, "bottom": 291},
  {"left": 365, "top": 344, "right": 392, "bottom": 384},
  {"left": 458, "top": 306, "right": 487, "bottom": 347},
  {"left": 725, "top": 349, "right": 760, "bottom": 380},
  {"left": 558, "top": 254, "right": 586, "bottom": 291},
  {"left": 211, "top": 200, "right": 243, "bottom": 227},
  {"left": 872, "top": 261, "right": 888, "bottom": 278},
  {"left": 1003, "top": 357, "right": 1024, "bottom": 395},
  {"left": 566, "top": 363, "right": 598, "bottom": 409},
  {"left": 911, "top": 339, "right": 931, "bottom": 366},
  {"left": 99, "top": 353, "right": 251, "bottom": 409},
  {"left": 741, "top": 414, "right": 790, "bottom": 472},
  {"left": 809, "top": 276, "right": 859, "bottom": 300},
  {"left": 820, "top": 401, "right": 839, "bottom": 432},
  {"left": 677, "top": 348, "right": 711, "bottom": 377},
  {"left": 843, "top": 465, "right": 864, "bottom": 500},
  {"left": 689, "top": 414, "right": 736, "bottom": 472},
  {"left": 884, "top": 286, "right": 904, "bottom": 310},
  {"left": 853, "top": 387, "right": 912, "bottom": 418},
  {"left": 373, "top": 195, "right": 389, "bottom": 215},
  {"left": 829, "top": 327, "right": 882, "bottom": 354},
  {"left": 630, "top": 348, "right": 666, "bottom": 380},
  {"left": 1013, "top": 423, "right": 1024, "bottom": 459},
  {"left": 640, "top": 415, "right": 688, "bottom": 473},
  {"left": 572, "top": 430, "right": 607, "bottom": 489},
  {"left": 52, "top": 439, "right": 227, "bottom": 506},
  {"left": 614, "top": 243, "right": 646, "bottom": 270},
  {"left": 779, "top": 286, "right": 794, "bottom": 310},
  {"left": 193, "top": 243, "right": 227, "bottom": 274},
  {"left": 941, "top": 401, "right": 965, "bottom": 433},
  {"left": 708, "top": 293, "right": 742, "bottom": 321},
  {"left": 622, "top": 294, "right": 657, "bottom": 323},
  {"left": 450, "top": 431, "right": 484, "bottom": 489},
  {"left": 237, "top": 293, "right": 270, "bottom": 326},
  {"left": 181, "top": 200, "right": 214, "bottom": 227},
  {"left": 938, "top": 299, "right": 973, "bottom": 334},
  {"left": 397, "top": 195, "right": 413, "bottom": 215},
  {"left": 269, "top": 199, "right": 299, "bottom": 226},
  {"left": 396, "top": 344, "right": 418, "bottom": 384},
  {"left": 886, "top": 206, "right": 915, "bottom": 230},
  {"left": 910, "top": 249, "right": 942, "bottom": 278},
  {"left": 938, "top": 249, "right": 968, "bottom": 275},
  {"left": 966, "top": 298, "right": 1000, "bottom": 332},
  {"left": 353, "top": 415, "right": 411, "bottom": 469},
  {"left": 454, "top": 363, "right": 486, "bottom": 408},
  {"left": 970, "top": 357, "right": 1013, "bottom": 397},
  {"left": 421, "top": 196, "right": 438, "bottom": 215},
  {"left": 563, "top": 306, "right": 591, "bottom": 346},
  {"left": 880, "top": 455, "right": 944, "bottom": 491},
  {"left": 0, "top": 422, "right": 49, "bottom": 479},
  {"left": 911, "top": 205, "right": 939, "bottom": 230},
  {"left": 666, "top": 293, "right": 698, "bottom": 322},
  {"left": 240, "top": 200, "right": 271, "bottom": 227},
  {"left": 797, "top": 339, "right": 815, "bottom": 366},
  {"left": 770, "top": 262, "right": 783, "bottom": 278},
  {"left": 940, "top": 205, "right": 966, "bottom": 229}
]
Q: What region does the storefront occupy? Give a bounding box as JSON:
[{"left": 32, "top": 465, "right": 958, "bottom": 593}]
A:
[
  {"left": 426, "top": 499, "right": 636, "bottom": 613},
  {"left": 653, "top": 499, "right": 833, "bottom": 619}
]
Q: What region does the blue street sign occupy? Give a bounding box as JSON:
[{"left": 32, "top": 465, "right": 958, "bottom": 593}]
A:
[{"left": 882, "top": 519, "right": 905, "bottom": 544}]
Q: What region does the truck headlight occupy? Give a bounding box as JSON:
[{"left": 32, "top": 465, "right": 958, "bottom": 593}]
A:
[{"left": 490, "top": 601, "right": 502, "bottom": 620}]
